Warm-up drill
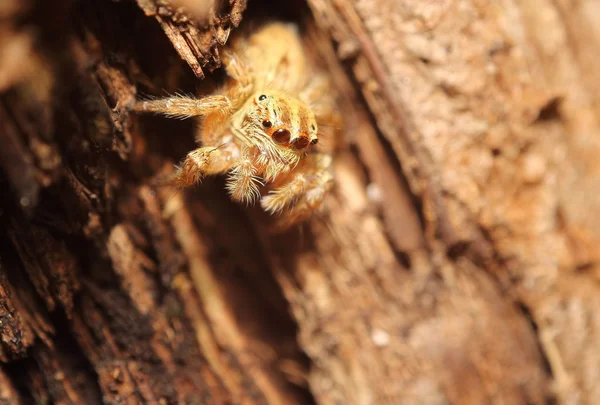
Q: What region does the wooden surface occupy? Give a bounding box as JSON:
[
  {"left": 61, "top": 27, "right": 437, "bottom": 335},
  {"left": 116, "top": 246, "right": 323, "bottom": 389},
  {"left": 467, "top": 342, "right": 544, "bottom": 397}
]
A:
[{"left": 1, "top": 0, "right": 600, "bottom": 404}]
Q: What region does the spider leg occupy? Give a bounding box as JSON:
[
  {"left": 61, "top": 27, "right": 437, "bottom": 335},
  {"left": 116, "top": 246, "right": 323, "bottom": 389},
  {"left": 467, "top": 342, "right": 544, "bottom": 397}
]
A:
[
  {"left": 262, "top": 153, "right": 334, "bottom": 231},
  {"left": 169, "top": 146, "right": 234, "bottom": 188},
  {"left": 221, "top": 51, "right": 251, "bottom": 86},
  {"left": 299, "top": 74, "right": 340, "bottom": 122},
  {"left": 270, "top": 172, "right": 333, "bottom": 232},
  {"left": 260, "top": 173, "right": 308, "bottom": 214},
  {"left": 299, "top": 75, "right": 343, "bottom": 150},
  {"left": 299, "top": 74, "right": 330, "bottom": 106},
  {"left": 221, "top": 51, "right": 254, "bottom": 109},
  {"left": 132, "top": 94, "right": 232, "bottom": 119}
]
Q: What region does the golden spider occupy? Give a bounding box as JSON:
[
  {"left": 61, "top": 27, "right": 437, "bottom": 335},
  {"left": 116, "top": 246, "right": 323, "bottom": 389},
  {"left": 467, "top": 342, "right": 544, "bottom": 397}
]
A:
[{"left": 133, "top": 22, "right": 339, "bottom": 231}]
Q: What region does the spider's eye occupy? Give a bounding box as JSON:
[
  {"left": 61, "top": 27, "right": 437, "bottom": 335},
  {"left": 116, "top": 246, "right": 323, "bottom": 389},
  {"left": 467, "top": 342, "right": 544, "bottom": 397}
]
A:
[
  {"left": 272, "top": 128, "right": 291, "bottom": 145},
  {"left": 291, "top": 137, "right": 310, "bottom": 149},
  {"left": 262, "top": 120, "right": 272, "bottom": 128},
  {"left": 311, "top": 124, "right": 316, "bottom": 131},
  {"left": 258, "top": 94, "right": 267, "bottom": 101}
]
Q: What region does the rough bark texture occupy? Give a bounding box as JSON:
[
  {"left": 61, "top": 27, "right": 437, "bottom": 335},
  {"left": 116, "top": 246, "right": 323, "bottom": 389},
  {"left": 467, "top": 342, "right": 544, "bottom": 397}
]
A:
[{"left": 1, "top": 0, "right": 599, "bottom": 404}]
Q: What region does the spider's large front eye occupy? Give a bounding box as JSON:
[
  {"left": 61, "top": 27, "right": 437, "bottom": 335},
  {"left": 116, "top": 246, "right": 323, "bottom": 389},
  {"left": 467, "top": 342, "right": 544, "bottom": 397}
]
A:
[
  {"left": 291, "top": 137, "right": 309, "bottom": 149},
  {"left": 272, "top": 128, "right": 291, "bottom": 145},
  {"left": 258, "top": 94, "right": 267, "bottom": 101}
]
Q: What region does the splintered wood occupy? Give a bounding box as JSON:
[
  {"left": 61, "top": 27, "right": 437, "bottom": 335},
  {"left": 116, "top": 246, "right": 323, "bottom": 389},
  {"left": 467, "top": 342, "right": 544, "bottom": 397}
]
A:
[{"left": 136, "top": 0, "right": 247, "bottom": 78}]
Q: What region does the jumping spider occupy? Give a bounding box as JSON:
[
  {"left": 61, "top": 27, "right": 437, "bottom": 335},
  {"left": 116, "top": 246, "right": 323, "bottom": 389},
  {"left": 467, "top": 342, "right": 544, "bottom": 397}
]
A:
[{"left": 133, "top": 23, "right": 339, "bottom": 231}]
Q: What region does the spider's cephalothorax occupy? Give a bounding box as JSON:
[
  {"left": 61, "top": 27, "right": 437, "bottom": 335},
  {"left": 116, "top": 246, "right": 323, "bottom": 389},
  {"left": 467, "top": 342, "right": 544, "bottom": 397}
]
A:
[
  {"left": 133, "top": 23, "right": 339, "bottom": 231},
  {"left": 235, "top": 91, "right": 319, "bottom": 176}
]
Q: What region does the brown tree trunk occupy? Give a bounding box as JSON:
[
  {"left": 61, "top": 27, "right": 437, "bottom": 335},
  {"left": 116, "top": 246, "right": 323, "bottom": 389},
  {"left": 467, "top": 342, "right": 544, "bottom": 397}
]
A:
[{"left": 1, "top": 0, "right": 599, "bottom": 404}]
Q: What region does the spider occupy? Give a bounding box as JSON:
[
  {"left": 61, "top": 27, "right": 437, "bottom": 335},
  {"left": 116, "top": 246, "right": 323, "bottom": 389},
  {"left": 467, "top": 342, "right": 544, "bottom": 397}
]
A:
[{"left": 133, "top": 22, "right": 339, "bottom": 231}]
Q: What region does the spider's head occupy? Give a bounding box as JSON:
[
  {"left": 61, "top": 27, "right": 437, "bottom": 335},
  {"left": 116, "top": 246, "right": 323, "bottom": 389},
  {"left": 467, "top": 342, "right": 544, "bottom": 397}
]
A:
[{"left": 251, "top": 91, "right": 318, "bottom": 154}]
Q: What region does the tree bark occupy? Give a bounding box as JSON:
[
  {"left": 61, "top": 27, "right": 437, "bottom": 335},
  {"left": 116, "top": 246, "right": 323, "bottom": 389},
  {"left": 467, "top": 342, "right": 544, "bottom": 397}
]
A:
[{"left": 1, "top": 0, "right": 599, "bottom": 404}]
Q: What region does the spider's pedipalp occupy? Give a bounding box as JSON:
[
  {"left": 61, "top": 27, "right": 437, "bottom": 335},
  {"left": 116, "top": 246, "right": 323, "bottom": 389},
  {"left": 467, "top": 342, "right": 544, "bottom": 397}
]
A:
[{"left": 226, "top": 157, "right": 263, "bottom": 204}]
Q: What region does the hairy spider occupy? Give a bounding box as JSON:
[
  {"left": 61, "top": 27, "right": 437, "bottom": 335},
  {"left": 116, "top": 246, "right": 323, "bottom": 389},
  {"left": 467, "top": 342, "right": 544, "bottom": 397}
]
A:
[{"left": 133, "top": 22, "right": 339, "bottom": 231}]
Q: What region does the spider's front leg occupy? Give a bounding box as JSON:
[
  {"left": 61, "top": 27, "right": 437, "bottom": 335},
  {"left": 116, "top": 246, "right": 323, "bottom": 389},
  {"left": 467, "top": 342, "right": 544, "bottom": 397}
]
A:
[
  {"left": 132, "top": 94, "right": 232, "bottom": 119},
  {"left": 131, "top": 51, "right": 253, "bottom": 120},
  {"left": 261, "top": 153, "right": 334, "bottom": 231},
  {"left": 300, "top": 75, "right": 343, "bottom": 150},
  {"left": 169, "top": 146, "right": 234, "bottom": 188}
]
